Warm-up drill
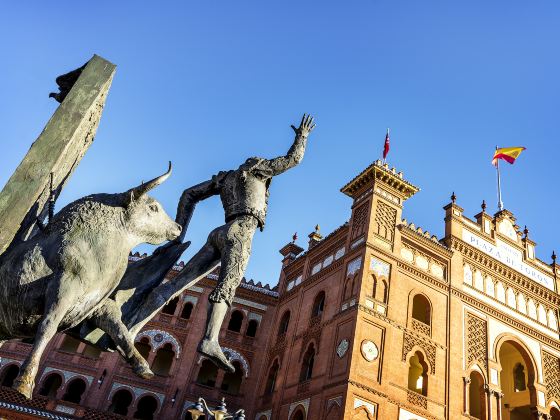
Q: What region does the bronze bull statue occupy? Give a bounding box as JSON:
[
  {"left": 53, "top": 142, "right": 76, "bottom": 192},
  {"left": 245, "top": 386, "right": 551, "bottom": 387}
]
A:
[{"left": 0, "top": 163, "right": 181, "bottom": 398}]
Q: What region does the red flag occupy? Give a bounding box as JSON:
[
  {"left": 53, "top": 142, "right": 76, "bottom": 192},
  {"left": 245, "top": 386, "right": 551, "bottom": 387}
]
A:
[{"left": 383, "top": 129, "right": 390, "bottom": 160}]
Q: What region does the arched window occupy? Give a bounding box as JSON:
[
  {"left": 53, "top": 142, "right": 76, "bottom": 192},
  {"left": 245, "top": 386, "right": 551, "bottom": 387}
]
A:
[
  {"left": 498, "top": 341, "right": 535, "bottom": 417},
  {"left": 373, "top": 277, "right": 388, "bottom": 303},
  {"left": 227, "top": 310, "right": 244, "bottom": 333},
  {"left": 161, "top": 297, "right": 179, "bottom": 315},
  {"left": 38, "top": 373, "right": 63, "bottom": 399},
  {"left": 344, "top": 277, "right": 353, "bottom": 300},
  {"left": 151, "top": 343, "right": 175, "bottom": 376},
  {"left": 220, "top": 361, "right": 243, "bottom": 395},
  {"left": 196, "top": 360, "right": 218, "bottom": 387},
  {"left": 246, "top": 320, "right": 258, "bottom": 337},
  {"left": 278, "top": 311, "right": 290, "bottom": 336},
  {"left": 135, "top": 337, "right": 151, "bottom": 360},
  {"left": 513, "top": 363, "right": 526, "bottom": 392},
  {"left": 326, "top": 403, "right": 342, "bottom": 419},
  {"left": 311, "top": 292, "right": 325, "bottom": 318},
  {"left": 62, "top": 377, "right": 87, "bottom": 404},
  {"left": 412, "top": 294, "right": 431, "bottom": 326},
  {"left": 468, "top": 371, "right": 485, "bottom": 419},
  {"left": 265, "top": 359, "right": 280, "bottom": 395},
  {"left": 299, "top": 343, "right": 315, "bottom": 382},
  {"left": 180, "top": 302, "right": 193, "bottom": 319},
  {"left": 108, "top": 389, "right": 134, "bottom": 416},
  {"left": 133, "top": 395, "right": 158, "bottom": 420},
  {"left": 0, "top": 364, "right": 20, "bottom": 387},
  {"left": 290, "top": 408, "right": 305, "bottom": 420},
  {"left": 59, "top": 335, "right": 81, "bottom": 353},
  {"left": 407, "top": 351, "right": 428, "bottom": 396}
]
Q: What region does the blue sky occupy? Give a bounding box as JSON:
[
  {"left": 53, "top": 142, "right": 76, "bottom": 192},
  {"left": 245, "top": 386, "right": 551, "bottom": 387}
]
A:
[{"left": 1, "top": 2, "right": 559, "bottom": 287}]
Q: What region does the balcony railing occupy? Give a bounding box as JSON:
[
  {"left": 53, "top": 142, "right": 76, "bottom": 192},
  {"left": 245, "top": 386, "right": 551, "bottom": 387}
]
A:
[
  {"left": 276, "top": 333, "right": 287, "bottom": 345},
  {"left": 225, "top": 330, "right": 241, "bottom": 342},
  {"left": 297, "top": 380, "right": 310, "bottom": 394},
  {"left": 308, "top": 314, "right": 322, "bottom": 328},
  {"left": 242, "top": 336, "right": 255, "bottom": 346},
  {"left": 406, "top": 389, "right": 427, "bottom": 409},
  {"left": 176, "top": 318, "right": 189, "bottom": 329},
  {"left": 158, "top": 313, "right": 173, "bottom": 324},
  {"left": 411, "top": 318, "right": 431, "bottom": 337}
]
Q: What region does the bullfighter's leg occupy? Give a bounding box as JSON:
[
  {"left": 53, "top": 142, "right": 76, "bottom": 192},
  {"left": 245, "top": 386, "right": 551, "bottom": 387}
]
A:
[
  {"left": 90, "top": 301, "right": 154, "bottom": 380},
  {"left": 13, "top": 285, "right": 71, "bottom": 399},
  {"left": 198, "top": 216, "right": 258, "bottom": 372},
  {"left": 129, "top": 240, "right": 220, "bottom": 336}
]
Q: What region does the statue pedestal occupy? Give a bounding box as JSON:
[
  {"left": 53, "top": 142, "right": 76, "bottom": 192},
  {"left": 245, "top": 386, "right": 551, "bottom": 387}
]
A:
[{"left": 0, "top": 55, "right": 116, "bottom": 254}]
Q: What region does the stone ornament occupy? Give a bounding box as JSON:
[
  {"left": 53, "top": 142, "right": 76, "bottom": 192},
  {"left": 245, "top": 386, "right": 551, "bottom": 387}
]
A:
[
  {"left": 135, "top": 330, "right": 181, "bottom": 357},
  {"left": 361, "top": 340, "right": 379, "bottom": 362},
  {"left": 337, "top": 339, "right": 349, "bottom": 358}
]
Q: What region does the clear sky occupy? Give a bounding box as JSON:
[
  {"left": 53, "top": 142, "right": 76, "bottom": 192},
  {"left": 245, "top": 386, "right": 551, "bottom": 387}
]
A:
[{"left": 1, "top": 1, "right": 559, "bottom": 287}]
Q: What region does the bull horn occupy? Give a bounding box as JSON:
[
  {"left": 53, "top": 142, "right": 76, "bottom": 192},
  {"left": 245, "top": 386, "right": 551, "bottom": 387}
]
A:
[{"left": 127, "top": 161, "right": 172, "bottom": 200}]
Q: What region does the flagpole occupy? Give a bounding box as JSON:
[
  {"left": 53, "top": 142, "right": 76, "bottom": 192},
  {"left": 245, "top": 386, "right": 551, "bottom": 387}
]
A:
[{"left": 496, "top": 146, "right": 504, "bottom": 211}]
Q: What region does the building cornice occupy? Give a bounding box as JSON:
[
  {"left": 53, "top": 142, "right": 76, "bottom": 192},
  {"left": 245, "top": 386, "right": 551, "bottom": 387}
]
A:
[
  {"left": 284, "top": 223, "right": 349, "bottom": 270},
  {"left": 398, "top": 224, "right": 453, "bottom": 257},
  {"left": 396, "top": 261, "right": 449, "bottom": 292},
  {"left": 340, "top": 160, "right": 419, "bottom": 199},
  {"left": 450, "top": 237, "right": 560, "bottom": 306},
  {"left": 279, "top": 259, "right": 345, "bottom": 303},
  {"left": 0, "top": 401, "right": 71, "bottom": 420}
]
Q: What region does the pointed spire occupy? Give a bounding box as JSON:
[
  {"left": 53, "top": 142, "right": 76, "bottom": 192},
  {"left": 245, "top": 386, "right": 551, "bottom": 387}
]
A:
[
  {"left": 523, "top": 225, "right": 529, "bottom": 238},
  {"left": 481, "top": 200, "right": 486, "bottom": 213},
  {"left": 552, "top": 250, "right": 556, "bottom": 264},
  {"left": 280, "top": 233, "right": 304, "bottom": 262},
  {"left": 451, "top": 192, "right": 456, "bottom": 204},
  {"left": 308, "top": 224, "right": 323, "bottom": 249}
]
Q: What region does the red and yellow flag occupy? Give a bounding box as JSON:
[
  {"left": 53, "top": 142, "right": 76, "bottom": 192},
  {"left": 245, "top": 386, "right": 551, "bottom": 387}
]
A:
[{"left": 492, "top": 147, "right": 526, "bottom": 166}]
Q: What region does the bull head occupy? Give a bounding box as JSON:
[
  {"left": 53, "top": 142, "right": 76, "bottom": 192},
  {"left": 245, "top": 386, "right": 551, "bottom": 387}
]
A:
[
  {"left": 122, "top": 161, "right": 181, "bottom": 244},
  {"left": 124, "top": 162, "right": 172, "bottom": 205}
]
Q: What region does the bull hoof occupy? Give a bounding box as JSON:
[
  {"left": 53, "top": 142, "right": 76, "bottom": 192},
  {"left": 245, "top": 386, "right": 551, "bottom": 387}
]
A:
[
  {"left": 13, "top": 376, "right": 34, "bottom": 399},
  {"left": 197, "top": 338, "right": 235, "bottom": 373}
]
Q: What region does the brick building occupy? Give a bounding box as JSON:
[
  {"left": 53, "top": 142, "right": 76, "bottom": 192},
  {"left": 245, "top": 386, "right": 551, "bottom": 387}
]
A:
[{"left": 0, "top": 160, "right": 559, "bottom": 420}]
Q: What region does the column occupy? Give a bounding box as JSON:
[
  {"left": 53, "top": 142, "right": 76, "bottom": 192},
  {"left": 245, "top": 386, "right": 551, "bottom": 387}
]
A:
[
  {"left": 484, "top": 385, "right": 493, "bottom": 420},
  {"left": 147, "top": 349, "right": 157, "bottom": 365},
  {"left": 496, "top": 392, "right": 504, "bottom": 420},
  {"left": 463, "top": 376, "right": 471, "bottom": 415},
  {"left": 215, "top": 370, "right": 226, "bottom": 389}
]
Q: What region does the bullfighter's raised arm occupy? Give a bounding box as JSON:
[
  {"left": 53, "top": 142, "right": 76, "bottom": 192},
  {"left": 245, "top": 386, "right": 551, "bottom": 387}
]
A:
[{"left": 261, "top": 114, "right": 315, "bottom": 176}]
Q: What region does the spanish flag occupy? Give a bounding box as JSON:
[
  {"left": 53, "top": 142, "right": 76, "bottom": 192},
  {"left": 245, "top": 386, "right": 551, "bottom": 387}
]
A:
[{"left": 492, "top": 147, "right": 526, "bottom": 166}]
